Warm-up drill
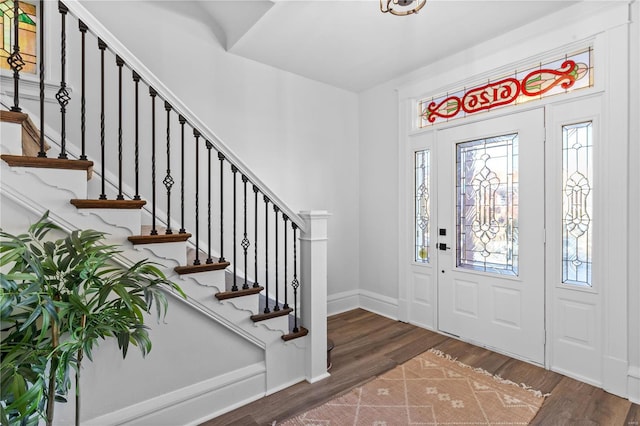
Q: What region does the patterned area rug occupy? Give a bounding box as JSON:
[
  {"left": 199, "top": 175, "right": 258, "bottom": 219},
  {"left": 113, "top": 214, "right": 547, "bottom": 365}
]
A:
[{"left": 280, "top": 349, "right": 546, "bottom": 425}]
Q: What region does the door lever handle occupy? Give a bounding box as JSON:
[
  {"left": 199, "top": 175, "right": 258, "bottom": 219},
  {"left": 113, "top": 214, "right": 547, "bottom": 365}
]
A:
[{"left": 438, "top": 243, "right": 451, "bottom": 251}]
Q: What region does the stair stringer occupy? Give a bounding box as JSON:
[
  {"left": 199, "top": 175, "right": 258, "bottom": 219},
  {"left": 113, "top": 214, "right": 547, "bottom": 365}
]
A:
[{"left": 0, "top": 161, "right": 310, "bottom": 419}]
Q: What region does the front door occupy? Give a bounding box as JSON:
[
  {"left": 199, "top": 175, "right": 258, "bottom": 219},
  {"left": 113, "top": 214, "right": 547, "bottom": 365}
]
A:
[{"left": 436, "top": 109, "right": 545, "bottom": 364}]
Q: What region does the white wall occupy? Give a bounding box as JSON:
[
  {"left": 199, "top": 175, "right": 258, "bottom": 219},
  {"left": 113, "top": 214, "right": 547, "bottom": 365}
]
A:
[{"left": 78, "top": 1, "right": 360, "bottom": 299}]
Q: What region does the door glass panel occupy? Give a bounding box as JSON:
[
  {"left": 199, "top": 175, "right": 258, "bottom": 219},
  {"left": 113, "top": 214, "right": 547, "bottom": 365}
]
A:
[
  {"left": 415, "top": 149, "right": 431, "bottom": 263},
  {"left": 562, "top": 121, "right": 593, "bottom": 286},
  {"left": 457, "top": 134, "right": 519, "bottom": 275}
]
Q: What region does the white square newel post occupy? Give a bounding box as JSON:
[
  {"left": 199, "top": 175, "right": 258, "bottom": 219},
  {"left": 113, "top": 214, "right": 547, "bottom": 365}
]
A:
[{"left": 299, "top": 210, "right": 331, "bottom": 383}]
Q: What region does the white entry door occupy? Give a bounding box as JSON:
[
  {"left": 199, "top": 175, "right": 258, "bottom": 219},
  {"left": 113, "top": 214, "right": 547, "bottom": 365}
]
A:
[{"left": 436, "top": 109, "right": 545, "bottom": 364}]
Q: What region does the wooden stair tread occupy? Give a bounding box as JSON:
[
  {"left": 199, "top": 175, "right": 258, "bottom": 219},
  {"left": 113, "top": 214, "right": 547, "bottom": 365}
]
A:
[
  {"left": 0, "top": 111, "right": 51, "bottom": 156},
  {"left": 215, "top": 286, "right": 263, "bottom": 300},
  {"left": 282, "top": 326, "right": 309, "bottom": 341},
  {"left": 2, "top": 154, "right": 93, "bottom": 179},
  {"left": 128, "top": 232, "right": 192, "bottom": 245},
  {"left": 174, "top": 260, "right": 230, "bottom": 275},
  {"left": 250, "top": 307, "right": 293, "bottom": 322},
  {"left": 70, "top": 199, "right": 147, "bottom": 209}
]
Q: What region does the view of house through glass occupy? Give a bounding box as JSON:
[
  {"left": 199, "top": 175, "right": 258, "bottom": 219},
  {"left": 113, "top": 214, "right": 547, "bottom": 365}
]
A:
[{"left": 456, "top": 133, "right": 519, "bottom": 275}]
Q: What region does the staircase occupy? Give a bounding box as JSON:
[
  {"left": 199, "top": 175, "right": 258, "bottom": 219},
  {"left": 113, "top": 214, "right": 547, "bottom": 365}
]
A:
[{"left": 0, "top": 1, "right": 328, "bottom": 424}]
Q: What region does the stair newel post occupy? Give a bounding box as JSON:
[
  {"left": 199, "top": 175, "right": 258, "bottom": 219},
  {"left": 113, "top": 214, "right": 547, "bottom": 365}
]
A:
[
  {"left": 56, "top": 2, "right": 71, "bottom": 159},
  {"left": 205, "top": 140, "right": 213, "bottom": 264},
  {"left": 179, "top": 115, "right": 187, "bottom": 233},
  {"left": 273, "top": 205, "right": 280, "bottom": 311},
  {"left": 98, "top": 38, "right": 107, "bottom": 196},
  {"left": 253, "top": 185, "right": 260, "bottom": 288},
  {"left": 116, "top": 56, "right": 124, "bottom": 200},
  {"left": 231, "top": 165, "right": 239, "bottom": 291},
  {"left": 132, "top": 71, "right": 141, "bottom": 200},
  {"left": 263, "top": 195, "right": 270, "bottom": 314},
  {"left": 149, "top": 87, "right": 158, "bottom": 234},
  {"left": 193, "top": 129, "right": 201, "bottom": 265},
  {"left": 218, "top": 152, "right": 226, "bottom": 263},
  {"left": 283, "top": 214, "right": 289, "bottom": 310},
  {"left": 292, "top": 223, "right": 299, "bottom": 333},
  {"left": 78, "top": 20, "right": 87, "bottom": 160},
  {"left": 163, "top": 101, "right": 173, "bottom": 234},
  {"left": 8, "top": 0, "right": 24, "bottom": 112},
  {"left": 37, "top": 0, "right": 46, "bottom": 157},
  {"left": 242, "top": 175, "right": 250, "bottom": 290}
]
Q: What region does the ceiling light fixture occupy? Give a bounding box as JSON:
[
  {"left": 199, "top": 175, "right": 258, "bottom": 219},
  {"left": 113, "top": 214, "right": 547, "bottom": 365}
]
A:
[{"left": 380, "top": 0, "right": 426, "bottom": 16}]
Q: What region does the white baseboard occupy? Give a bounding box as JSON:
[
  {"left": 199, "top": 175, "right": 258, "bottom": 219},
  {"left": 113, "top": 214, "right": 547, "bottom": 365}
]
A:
[
  {"left": 602, "top": 355, "right": 629, "bottom": 399},
  {"left": 359, "top": 290, "right": 398, "bottom": 321},
  {"left": 84, "top": 363, "right": 266, "bottom": 426},
  {"left": 629, "top": 366, "right": 640, "bottom": 404},
  {"left": 327, "top": 290, "right": 359, "bottom": 316}
]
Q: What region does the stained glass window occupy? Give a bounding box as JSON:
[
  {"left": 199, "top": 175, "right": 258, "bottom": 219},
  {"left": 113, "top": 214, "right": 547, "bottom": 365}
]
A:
[
  {"left": 562, "top": 122, "right": 593, "bottom": 286},
  {"left": 415, "top": 149, "right": 430, "bottom": 263},
  {"left": 0, "top": 0, "right": 37, "bottom": 74},
  {"left": 419, "top": 48, "right": 593, "bottom": 128},
  {"left": 457, "top": 134, "right": 518, "bottom": 275}
]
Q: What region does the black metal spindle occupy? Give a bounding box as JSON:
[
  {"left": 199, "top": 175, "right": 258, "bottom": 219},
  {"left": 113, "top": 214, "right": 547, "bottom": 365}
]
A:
[
  {"left": 283, "top": 215, "right": 289, "bottom": 309},
  {"left": 231, "top": 165, "right": 238, "bottom": 291},
  {"left": 164, "top": 102, "right": 174, "bottom": 234},
  {"left": 242, "top": 176, "right": 250, "bottom": 290},
  {"left": 77, "top": 20, "right": 87, "bottom": 160},
  {"left": 116, "top": 56, "right": 124, "bottom": 200},
  {"left": 8, "top": 0, "right": 24, "bottom": 112},
  {"left": 56, "top": 3, "right": 71, "bottom": 158},
  {"left": 218, "top": 152, "right": 226, "bottom": 263},
  {"left": 273, "top": 205, "right": 280, "bottom": 311},
  {"left": 179, "top": 115, "right": 186, "bottom": 233},
  {"left": 149, "top": 87, "right": 158, "bottom": 234},
  {"left": 253, "top": 185, "right": 260, "bottom": 288},
  {"left": 292, "top": 224, "right": 300, "bottom": 333},
  {"left": 132, "top": 71, "right": 141, "bottom": 200},
  {"left": 206, "top": 141, "right": 213, "bottom": 264},
  {"left": 37, "top": 0, "right": 46, "bottom": 157},
  {"left": 98, "top": 39, "right": 107, "bottom": 197},
  {"left": 193, "top": 129, "right": 201, "bottom": 266},
  {"left": 263, "top": 196, "right": 270, "bottom": 314}
]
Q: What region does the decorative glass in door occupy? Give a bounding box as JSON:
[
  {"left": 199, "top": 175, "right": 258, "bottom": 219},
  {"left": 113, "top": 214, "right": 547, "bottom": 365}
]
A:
[
  {"left": 0, "top": 1, "right": 37, "bottom": 74},
  {"left": 415, "top": 149, "right": 430, "bottom": 263},
  {"left": 562, "top": 121, "right": 593, "bottom": 286},
  {"left": 456, "top": 134, "right": 518, "bottom": 275}
]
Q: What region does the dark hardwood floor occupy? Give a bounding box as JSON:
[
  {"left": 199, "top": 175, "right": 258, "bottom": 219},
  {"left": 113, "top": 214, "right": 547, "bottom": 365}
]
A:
[{"left": 203, "top": 309, "right": 640, "bottom": 426}]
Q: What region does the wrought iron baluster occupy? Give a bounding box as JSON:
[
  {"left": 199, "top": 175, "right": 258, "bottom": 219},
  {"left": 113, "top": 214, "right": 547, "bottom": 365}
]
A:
[
  {"left": 218, "top": 152, "right": 226, "bottom": 263},
  {"left": 132, "top": 71, "right": 141, "bottom": 200},
  {"left": 179, "top": 115, "right": 186, "bottom": 233},
  {"left": 9, "top": 0, "right": 24, "bottom": 112},
  {"left": 164, "top": 102, "right": 174, "bottom": 234},
  {"left": 283, "top": 214, "right": 289, "bottom": 309},
  {"left": 57, "top": 3, "right": 71, "bottom": 159},
  {"left": 149, "top": 87, "right": 158, "bottom": 234},
  {"left": 98, "top": 39, "right": 107, "bottom": 197},
  {"left": 206, "top": 141, "right": 213, "bottom": 264},
  {"left": 116, "top": 56, "right": 124, "bottom": 200},
  {"left": 231, "top": 165, "right": 238, "bottom": 292},
  {"left": 292, "top": 224, "right": 300, "bottom": 333},
  {"left": 273, "top": 206, "right": 280, "bottom": 311},
  {"left": 77, "top": 20, "right": 87, "bottom": 160},
  {"left": 193, "top": 129, "right": 201, "bottom": 266},
  {"left": 263, "top": 195, "right": 270, "bottom": 314},
  {"left": 242, "top": 175, "right": 250, "bottom": 290},
  {"left": 253, "top": 185, "right": 260, "bottom": 288},
  {"left": 38, "top": 0, "right": 46, "bottom": 157}
]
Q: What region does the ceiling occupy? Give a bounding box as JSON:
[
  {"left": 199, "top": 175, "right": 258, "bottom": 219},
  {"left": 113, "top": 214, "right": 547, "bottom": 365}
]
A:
[{"left": 174, "top": 0, "right": 588, "bottom": 93}]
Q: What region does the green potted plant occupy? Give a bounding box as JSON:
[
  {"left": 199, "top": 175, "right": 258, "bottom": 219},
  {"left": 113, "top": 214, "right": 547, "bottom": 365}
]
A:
[{"left": 0, "top": 212, "right": 185, "bottom": 426}]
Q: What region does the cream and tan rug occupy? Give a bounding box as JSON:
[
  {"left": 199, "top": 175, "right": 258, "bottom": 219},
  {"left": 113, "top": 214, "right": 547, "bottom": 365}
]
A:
[{"left": 280, "top": 349, "right": 547, "bottom": 425}]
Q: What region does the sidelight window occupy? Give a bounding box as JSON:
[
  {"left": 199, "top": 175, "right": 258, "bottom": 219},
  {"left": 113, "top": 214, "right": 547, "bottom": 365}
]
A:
[{"left": 414, "top": 149, "right": 431, "bottom": 263}]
